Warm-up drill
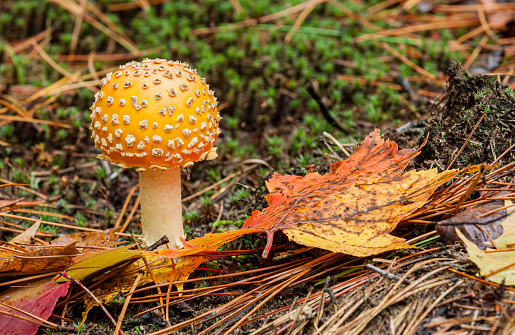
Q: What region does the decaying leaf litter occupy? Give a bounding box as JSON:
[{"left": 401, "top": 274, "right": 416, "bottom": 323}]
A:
[{"left": 1, "top": 0, "right": 515, "bottom": 334}]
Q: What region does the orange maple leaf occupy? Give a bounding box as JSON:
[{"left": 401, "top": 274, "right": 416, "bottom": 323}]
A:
[{"left": 243, "top": 129, "right": 457, "bottom": 257}]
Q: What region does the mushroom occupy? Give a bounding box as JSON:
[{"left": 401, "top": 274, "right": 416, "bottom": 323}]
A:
[{"left": 89, "top": 59, "right": 221, "bottom": 249}]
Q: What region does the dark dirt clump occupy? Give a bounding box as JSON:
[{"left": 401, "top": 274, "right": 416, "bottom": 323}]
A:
[{"left": 418, "top": 62, "right": 515, "bottom": 169}]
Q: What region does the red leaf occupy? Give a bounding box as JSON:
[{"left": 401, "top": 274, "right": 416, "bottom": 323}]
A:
[{"left": 0, "top": 278, "right": 70, "bottom": 335}]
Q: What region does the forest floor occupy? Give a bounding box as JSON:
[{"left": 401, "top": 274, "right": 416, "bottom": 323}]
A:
[{"left": 0, "top": 0, "right": 515, "bottom": 334}]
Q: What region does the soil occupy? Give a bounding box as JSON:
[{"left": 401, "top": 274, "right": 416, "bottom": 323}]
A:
[{"left": 418, "top": 62, "right": 515, "bottom": 170}]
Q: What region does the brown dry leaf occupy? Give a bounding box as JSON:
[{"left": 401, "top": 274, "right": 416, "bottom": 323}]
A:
[
  {"left": 0, "top": 242, "right": 24, "bottom": 261},
  {"left": 479, "top": 0, "right": 515, "bottom": 30},
  {"left": 0, "top": 243, "right": 79, "bottom": 273},
  {"left": 436, "top": 195, "right": 507, "bottom": 250},
  {"left": 10, "top": 219, "right": 42, "bottom": 245},
  {"left": 243, "top": 129, "right": 457, "bottom": 257},
  {"left": 49, "top": 228, "right": 119, "bottom": 249}
]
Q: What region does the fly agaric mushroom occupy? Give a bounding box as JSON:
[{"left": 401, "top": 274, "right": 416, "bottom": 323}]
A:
[{"left": 89, "top": 58, "right": 221, "bottom": 249}]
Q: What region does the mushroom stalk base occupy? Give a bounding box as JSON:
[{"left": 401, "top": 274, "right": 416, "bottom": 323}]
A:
[{"left": 139, "top": 168, "right": 183, "bottom": 250}]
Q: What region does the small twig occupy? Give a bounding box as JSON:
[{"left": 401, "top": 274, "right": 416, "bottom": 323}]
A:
[
  {"left": 222, "top": 270, "right": 309, "bottom": 335},
  {"left": 0, "top": 183, "right": 29, "bottom": 188},
  {"left": 133, "top": 236, "right": 166, "bottom": 317},
  {"left": 321, "top": 137, "right": 343, "bottom": 160},
  {"left": 285, "top": 3, "right": 315, "bottom": 43},
  {"left": 229, "top": 0, "right": 243, "bottom": 12},
  {"left": 30, "top": 40, "right": 76, "bottom": 82},
  {"left": 464, "top": 35, "right": 489, "bottom": 69},
  {"left": 436, "top": 213, "right": 508, "bottom": 226},
  {"left": 69, "top": 0, "right": 87, "bottom": 56},
  {"left": 329, "top": 0, "right": 381, "bottom": 31},
  {"left": 288, "top": 297, "right": 299, "bottom": 314},
  {"left": 58, "top": 271, "right": 124, "bottom": 335},
  {"left": 192, "top": 0, "right": 329, "bottom": 36},
  {"left": 146, "top": 235, "right": 169, "bottom": 251},
  {"left": 355, "top": 19, "right": 479, "bottom": 43},
  {"left": 0, "top": 308, "right": 76, "bottom": 333},
  {"left": 119, "top": 194, "right": 140, "bottom": 234},
  {"left": 213, "top": 293, "right": 262, "bottom": 335},
  {"left": 379, "top": 42, "right": 436, "bottom": 80},
  {"left": 403, "top": 280, "right": 464, "bottom": 334},
  {"left": 61, "top": 287, "right": 73, "bottom": 327},
  {"left": 448, "top": 268, "right": 515, "bottom": 292},
  {"left": 486, "top": 248, "right": 515, "bottom": 253},
  {"left": 215, "top": 199, "right": 224, "bottom": 222},
  {"left": 478, "top": 201, "right": 515, "bottom": 218},
  {"left": 0, "top": 212, "right": 104, "bottom": 233},
  {"left": 306, "top": 81, "right": 347, "bottom": 134},
  {"left": 366, "top": 264, "right": 412, "bottom": 285},
  {"left": 323, "top": 132, "right": 351, "bottom": 157},
  {"left": 0, "top": 197, "right": 25, "bottom": 210},
  {"left": 323, "top": 276, "right": 339, "bottom": 309},
  {"left": 475, "top": 223, "right": 499, "bottom": 249},
  {"left": 492, "top": 142, "right": 515, "bottom": 166},
  {"left": 182, "top": 164, "right": 258, "bottom": 202}
]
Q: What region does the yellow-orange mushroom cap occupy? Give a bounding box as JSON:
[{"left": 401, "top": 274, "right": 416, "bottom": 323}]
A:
[{"left": 89, "top": 58, "right": 221, "bottom": 171}]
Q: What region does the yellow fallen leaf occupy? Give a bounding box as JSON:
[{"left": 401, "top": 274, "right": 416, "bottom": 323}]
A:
[
  {"left": 487, "top": 199, "right": 515, "bottom": 249},
  {"left": 55, "top": 245, "right": 143, "bottom": 283},
  {"left": 282, "top": 169, "right": 456, "bottom": 257}
]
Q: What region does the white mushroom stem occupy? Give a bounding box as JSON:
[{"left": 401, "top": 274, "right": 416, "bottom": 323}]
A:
[{"left": 139, "top": 168, "right": 184, "bottom": 249}]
